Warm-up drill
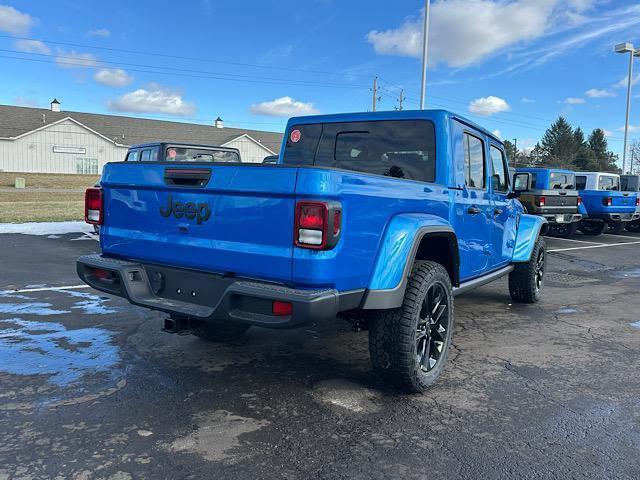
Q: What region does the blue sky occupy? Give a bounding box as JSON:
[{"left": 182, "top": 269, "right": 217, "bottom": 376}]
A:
[{"left": 1, "top": 0, "right": 639, "bottom": 158}]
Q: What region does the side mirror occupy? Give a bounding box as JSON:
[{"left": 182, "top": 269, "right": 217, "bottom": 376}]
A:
[{"left": 510, "top": 172, "right": 531, "bottom": 198}]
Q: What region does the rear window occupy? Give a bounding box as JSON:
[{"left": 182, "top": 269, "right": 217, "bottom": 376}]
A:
[
  {"left": 166, "top": 147, "right": 240, "bottom": 163},
  {"left": 283, "top": 120, "right": 436, "bottom": 183},
  {"left": 549, "top": 172, "right": 575, "bottom": 189},
  {"left": 598, "top": 175, "right": 619, "bottom": 191},
  {"left": 125, "top": 149, "right": 139, "bottom": 162}
]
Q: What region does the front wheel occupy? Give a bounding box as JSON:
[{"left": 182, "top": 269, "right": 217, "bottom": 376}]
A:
[
  {"left": 368, "top": 261, "right": 454, "bottom": 393},
  {"left": 579, "top": 221, "right": 606, "bottom": 236},
  {"left": 626, "top": 220, "right": 640, "bottom": 233},
  {"left": 509, "top": 236, "right": 545, "bottom": 303}
]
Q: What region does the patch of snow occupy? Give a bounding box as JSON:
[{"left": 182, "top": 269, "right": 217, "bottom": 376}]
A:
[
  {"left": 0, "top": 221, "right": 92, "bottom": 236},
  {"left": 0, "top": 302, "right": 69, "bottom": 315},
  {"left": 66, "top": 290, "right": 116, "bottom": 315},
  {"left": 630, "top": 321, "right": 640, "bottom": 329}
]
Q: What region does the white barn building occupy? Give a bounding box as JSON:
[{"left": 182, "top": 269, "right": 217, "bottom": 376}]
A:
[{"left": 0, "top": 100, "right": 283, "bottom": 174}]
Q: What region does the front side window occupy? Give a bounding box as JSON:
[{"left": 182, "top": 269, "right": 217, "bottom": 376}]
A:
[
  {"left": 489, "top": 146, "right": 508, "bottom": 192},
  {"left": 464, "top": 133, "right": 485, "bottom": 189},
  {"left": 576, "top": 175, "right": 587, "bottom": 190},
  {"left": 125, "top": 149, "right": 139, "bottom": 162},
  {"left": 598, "top": 175, "right": 619, "bottom": 191},
  {"left": 140, "top": 149, "right": 151, "bottom": 162}
]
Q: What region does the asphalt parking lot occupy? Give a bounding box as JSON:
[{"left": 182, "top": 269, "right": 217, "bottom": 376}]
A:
[{"left": 1, "top": 227, "right": 640, "bottom": 479}]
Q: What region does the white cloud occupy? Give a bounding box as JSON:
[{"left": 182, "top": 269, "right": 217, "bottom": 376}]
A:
[
  {"left": 94, "top": 68, "right": 133, "bottom": 87},
  {"left": 468, "top": 96, "right": 511, "bottom": 116},
  {"left": 0, "top": 5, "right": 34, "bottom": 35},
  {"left": 521, "top": 97, "right": 535, "bottom": 103},
  {"left": 615, "top": 74, "right": 640, "bottom": 89},
  {"left": 563, "top": 97, "right": 585, "bottom": 104},
  {"left": 107, "top": 85, "right": 196, "bottom": 116},
  {"left": 13, "top": 96, "right": 39, "bottom": 107},
  {"left": 366, "top": 0, "right": 558, "bottom": 67},
  {"left": 88, "top": 28, "right": 111, "bottom": 37},
  {"left": 620, "top": 125, "right": 640, "bottom": 134},
  {"left": 249, "top": 96, "right": 319, "bottom": 117},
  {"left": 603, "top": 129, "right": 613, "bottom": 137},
  {"left": 55, "top": 50, "right": 99, "bottom": 69},
  {"left": 14, "top": 39, "right": 50, "bottom": 55},
  {"left": 585, "top": 88, "right": 615, "bottom": 98},
  {"left": 492, "top": 129, "right": 502, "bottom": 139}
]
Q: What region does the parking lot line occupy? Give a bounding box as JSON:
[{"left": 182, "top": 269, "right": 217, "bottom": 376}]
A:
[
  {"left": 548, "top": 240, "right": 640, "bottom": 252},
  {"left": 600, "top": 233, "right": 640, "bottom": 241},
  {"left": 548, "top": 237, "right": 603, "bottom": 245},
  {"left": 0, "top": 285, "right": 91, "bottom": 294}
]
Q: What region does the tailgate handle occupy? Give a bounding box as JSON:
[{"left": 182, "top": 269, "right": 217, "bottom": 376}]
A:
[{"left": 164, "top": 168, "right": 211, "bottom": 188}]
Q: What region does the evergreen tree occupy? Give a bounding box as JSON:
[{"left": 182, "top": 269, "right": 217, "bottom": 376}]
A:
[
  {"left": 587, "top": 129, "right": 619, "bottom": 172},
  {"left": 540, "top": 117, "right": 576, "bottom": 168},
  {"left": 503, "top": 140, "right": 518, "bottom": 165}
]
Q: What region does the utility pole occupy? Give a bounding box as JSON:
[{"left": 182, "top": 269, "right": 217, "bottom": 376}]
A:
[
  {"left": 398, "top": 89, "right": 404, "bottom": 111},
  {"left": 419, "top": 0, "right": 431, "bottom": 109},
  {"left": 372, "top": 77, "right": 378, "bottom": 112}
]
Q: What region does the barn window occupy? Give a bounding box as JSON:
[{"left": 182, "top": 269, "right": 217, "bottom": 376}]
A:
[{"left": 76, "top": 158, "right": 98, "bottom": 174}]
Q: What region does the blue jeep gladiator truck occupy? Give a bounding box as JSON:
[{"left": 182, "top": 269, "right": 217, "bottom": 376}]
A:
[
  {"left": 575, "top": 172, "right": 639, "bottom": 235},
  {"left": 513, "top": 168, "right": 582, "bottom": 237},
  {"left": 77, "top": 110, "right": 547, "bottom": 393}
]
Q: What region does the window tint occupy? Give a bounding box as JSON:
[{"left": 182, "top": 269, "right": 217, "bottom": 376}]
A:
[
  {"left": 165, "top": 147, "right": 240, "bottom": 163},
  {"left": 283, "top": 120, "right": 436, "bottom": 182},
  {"left": 575, "top": 175, "right": 587, "bottom": 190},
  {"left": 530, "top": 173, "right": 538, "bottom": 189},
  {"left": 125, "top": 149, "right": 139, "bottom": 162},
  {"left": 140, "top": 149, "right": 151, "bottom": 162},
  {"left": 489, "top": 146, "right": 508, "bottom": 192},
  {"left": 549, "top": 172, "right": 575, "bottom": 189},
  {"left": 464, "top": 133, "right": 485, "bottom": 188},
  {"left": 598, "top": 175, "right": 619, "bottom": 191}
]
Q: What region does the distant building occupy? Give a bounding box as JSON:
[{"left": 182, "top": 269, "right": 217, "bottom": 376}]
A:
[{"left": 0, "top": 100, "right": 283, "bottom": 174}]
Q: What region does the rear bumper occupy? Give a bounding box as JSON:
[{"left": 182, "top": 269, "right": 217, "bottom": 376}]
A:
[
  {"left": 541, "top": 213, "right": 582, "bottom": 224},
  {"left": 77, "top": 254, "right": 363, "bottom": 328},
  {"left": 588, "top": 212, "right": 640, "bottom": 223}
]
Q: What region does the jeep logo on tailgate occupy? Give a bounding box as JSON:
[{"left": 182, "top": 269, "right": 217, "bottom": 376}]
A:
[{"left": 160, "top": 194, "right": 211, "bottom": 224}]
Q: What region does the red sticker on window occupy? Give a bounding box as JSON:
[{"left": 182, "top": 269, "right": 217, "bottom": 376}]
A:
[
  {"left": 167, "top": 148, "right": 177, "bottom": 158},
  {"left": 290, "top": 129, "right": 302, "bottom": 143}
]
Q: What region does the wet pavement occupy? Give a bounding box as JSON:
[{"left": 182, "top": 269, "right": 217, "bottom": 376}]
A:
[{"left": 1, "top": 229, "right": 640, "bottom": 479}]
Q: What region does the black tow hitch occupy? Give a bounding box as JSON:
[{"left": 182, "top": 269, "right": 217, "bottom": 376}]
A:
[{"left": 162, "top": 316, "right": 203, "bottom": 335}]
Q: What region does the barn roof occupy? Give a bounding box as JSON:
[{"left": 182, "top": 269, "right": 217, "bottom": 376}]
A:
[{"left": 0, "top": 104, "right": 283, "bottom": 153}]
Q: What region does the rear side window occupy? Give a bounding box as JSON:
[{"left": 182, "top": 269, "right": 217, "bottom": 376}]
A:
[
  {"left": 283, "top": 120, "right": 436, "bottom": 183},
  {"left": 125, "top": 149, "right": 139, "bottom": 162},
  {"left": 576, "top": 176, "right": 587, "bottom": 190},
  {"left": 464, "top": 133, "right": 485, "bottom": 189},
  {"left": 599, "top": 176, "right": 619, "bottom": 191},
  {"left": 166, "top": 147, "right": 240, "bottom": 163}
]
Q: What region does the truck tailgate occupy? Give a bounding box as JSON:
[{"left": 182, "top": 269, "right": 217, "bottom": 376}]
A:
[{"left": 99, "top": 163, "right": 297, "bottom": 284}]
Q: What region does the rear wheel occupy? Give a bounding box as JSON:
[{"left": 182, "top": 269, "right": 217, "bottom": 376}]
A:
[
  {"left": 608, "top": 222, "right": 625, "bottom": 235},
  {"left": 192, "top": 321, "right": 249, "bottom": 342},
  {"left": 368, "top": 261, "right": 453, "bottom": 393},
  {"left": 579, "top": 221, "right": 606, "bottom": 236},
  {"left": 626, "top": 220, "right": 640, "bottom": 233},
  {"left": 509, "top": 236, "right": 545, "bottom": 303}
]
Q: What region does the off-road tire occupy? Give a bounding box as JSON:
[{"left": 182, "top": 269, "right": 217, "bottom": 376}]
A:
[
  {"left": 579, "top": 221, "right": 606, "bottom": 236},
  {"left": 608, "top": 222, "right": 625, "bottom": 235},
  {"left": 192, "top": 321, "right": 249, "bottom": 342},
  {"left": 626, "top": 220, "right": 640, "bottom": 233},
  {"left": 368, "top": 261, "right": 454, "bottom": 393},
  {"left": 509, "top": 236, "right": 545, "bottom": 303}
]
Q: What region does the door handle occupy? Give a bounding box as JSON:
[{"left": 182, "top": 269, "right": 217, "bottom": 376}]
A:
[
  {"left": 467, "top": 206, "right": 482, "bottom": 215},
  {"left": 493, "top": 208, "right": 503, "bottom": 215}
]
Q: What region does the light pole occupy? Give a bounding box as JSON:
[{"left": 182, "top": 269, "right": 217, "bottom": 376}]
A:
[
  {"left": 615, "top": 42, "right": 640, "bottom": 173},
  {"left": 419, "top": 0, "right": 431, "bottom": 109}
]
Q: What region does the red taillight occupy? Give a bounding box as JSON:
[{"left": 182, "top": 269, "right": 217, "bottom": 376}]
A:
[
  {"left": 294, "top": 201, "right": 342, "bottom": 250},
  {"left": 577, "top": 196, "right": 582, "bottom": 206},
  {"left": 603, "top": 197, "right": 612, "bottom": 207},
  {"left": 272, "top": 301, "right": 293, "bottom": 316},
  {"left": 85, "top": 187, "right": 103, "bottom": 225},
  {"left": 538, "top": 196, "right": 545, "bottom": 207}
]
